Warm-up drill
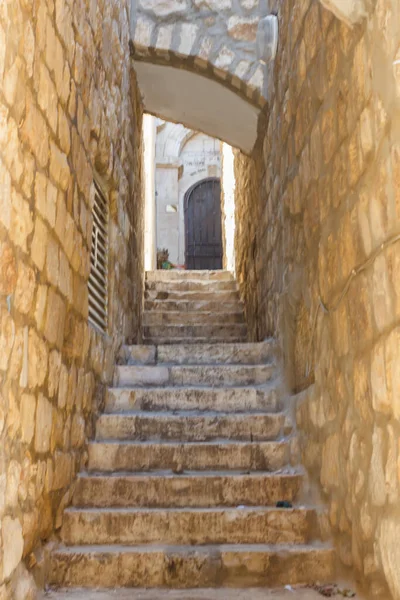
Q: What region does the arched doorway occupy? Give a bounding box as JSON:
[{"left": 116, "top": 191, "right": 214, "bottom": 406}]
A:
[{"left": 184, "top": 178, "right": 223, "bottom": 270}]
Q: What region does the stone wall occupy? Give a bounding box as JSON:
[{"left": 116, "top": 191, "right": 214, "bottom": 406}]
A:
[
  {"left": 234, "top": 0, "right": 400, "bottom": 597},
  {"left": 0, "top": 0, "right": 144, "bottom": 595}
]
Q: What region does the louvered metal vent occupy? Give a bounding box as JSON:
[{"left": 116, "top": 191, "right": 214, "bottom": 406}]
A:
[{"left": 88, "top": 181, "right": 108, "bottom": 333}]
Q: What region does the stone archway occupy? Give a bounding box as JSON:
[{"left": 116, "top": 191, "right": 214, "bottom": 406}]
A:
[{"left": 130, "top": 0, "right": 268, "bottom": 153}]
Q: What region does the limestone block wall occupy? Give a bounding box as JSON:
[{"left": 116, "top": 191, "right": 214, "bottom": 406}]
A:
[
  {"left": 131, "top": 0, "right": 268, "bottom": 108},
  {"left": 0, "top": 0, "right": 144, "bottom": 595},
  {"left": 234, "top": 0, "right": 400, "bottom": 597}
]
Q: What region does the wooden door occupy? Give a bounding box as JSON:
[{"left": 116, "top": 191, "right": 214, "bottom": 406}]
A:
[{"left": 184, "top": 178, "right": 223, "bottom": 270}]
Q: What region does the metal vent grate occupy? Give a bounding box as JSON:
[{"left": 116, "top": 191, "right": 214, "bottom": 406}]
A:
[{"left": 88, "top": 181, "right": 109, "bottom": 333}]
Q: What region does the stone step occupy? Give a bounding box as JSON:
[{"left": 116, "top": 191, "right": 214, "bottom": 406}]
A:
[
  {"left": 114, "top": 364, "right": 274, "bottom": 387},
  {"left": 143, "top": 311, "right": 245, "bottom": 326},
  {"left": 144, "top": 290, "right": 240, "bottom": 303},
  {"left": 38, "top": 588, "right": 338, "bottom": 600},
  {"left": 144, "top": 299, "right": 243, "bottom": 313},
  {"left": 142, "top": 324, "right": 247, "bottom": 342},
  {"left": 38, "top": 585, "right": 338, "bottom": 600},
  {"left": 118, "top": 345, "right": 157, "bottom": 366},
  {"left": 105, "top": 385, "right": 279, "bottom": 413},
  {"left": 119, "top": 341, "right": 273, "bottom": 367},
  {"left": 145, "top": 280, "right": 237, "bottom": 293},
  {"left": 48, "top": 543, "right": 335, "bottom": 588},
  {"left": 144, "top": 336, "right": 247, "bottom": 345},
  {"left": 146, "top": 270, "right": 234, "bottom": 282},
  {"left": 95, "top": 411, "right": 285, "bottom": 442},
  {"left": 61, "top": 506, "right": 321, "bottom": 546},
  {"left": 87, "top": 440, "right": 289, "bottom": 472},
  {"left": 72, "top": 471, "right": 302, "bottom": 508}
]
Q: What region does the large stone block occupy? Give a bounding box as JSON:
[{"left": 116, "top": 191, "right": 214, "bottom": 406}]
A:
[
  {"left": 320, "top": 434, "right": 340, "bottom": 491},
  {"left": 14, "top": 263, "right": 36, "bottom": 315},
  {"left": 35, "top": 393, "right": 53, "bottom": 453},
  {"left": 140, "top": 0, "right": 188, "bottom": 15},
  {"left": 227, "top": 16, "right": 258, "bottom": 41},
  {"left": 20, "top": 393, "right": 36, "bottom": 444},
  {"left": 37, "top": 61, "right": 58, "bottom": 134},
  {"left": 1, "top": 516, "right": 24, "bottom": 580},
  {"left": 369, "top": 426, "right": 387, "bottom": 507},
  {"left": 20, "top": 93, "right": 50, "bottom": 168},
  {"left": 28, "top": 329, "right": 48, "bottom": 388},
  {"left": 377, "top": 517, "right": 400, "bottom": 599},
  {"left": 44, "top": 289, "right": 66, "bottom": 349},
  {"left": 50, "top": 141, "right": 70, "bottom": 191},
  {"left": 10, "top": 190, "right": 33, "bottom": 253},
  {"left": 0, "top": 242, "right": 17, "bottom": 296}
]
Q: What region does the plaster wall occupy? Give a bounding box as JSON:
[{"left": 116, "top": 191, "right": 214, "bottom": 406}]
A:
[
  {"left": 144, "top": 114, "right": 157, "bottom": 271},
  {"left": 234, "top": 0, "right": 400, "bottom": 598},
  {"left": 156, "top": 166, "right": 180, "bottom": 264}
]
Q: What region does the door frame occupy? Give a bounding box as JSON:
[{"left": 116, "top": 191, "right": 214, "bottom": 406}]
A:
[{"left": 184, "top": 177, "right": 222, "bottom": 269}]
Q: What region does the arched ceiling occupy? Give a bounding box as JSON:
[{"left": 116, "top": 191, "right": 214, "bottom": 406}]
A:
[{"left": 135, "top": 62, "right": 260, "bottom": 154}]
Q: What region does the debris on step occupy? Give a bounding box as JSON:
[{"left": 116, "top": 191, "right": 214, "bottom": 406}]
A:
[
  {"left": 276, "top": 500, "right": 293, "bottom": 508},
  {"left": 338, "top": 590, "right": 356, "bottom": 598},
  {"left": 308, "top": 584, "right": 357, "bottom": 597}
]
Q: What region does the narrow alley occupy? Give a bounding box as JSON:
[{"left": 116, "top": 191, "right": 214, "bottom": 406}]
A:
[{"left": 0, "top": 0, "right": 399, "bottom": 599}]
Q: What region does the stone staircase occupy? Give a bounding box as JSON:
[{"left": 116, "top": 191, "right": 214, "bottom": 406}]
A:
[
  {"left": 46, "top": 271, "right": 335, "bottom": 591},
  {"left": 143, "top": 270, "right": 247, "bottom": 344}
]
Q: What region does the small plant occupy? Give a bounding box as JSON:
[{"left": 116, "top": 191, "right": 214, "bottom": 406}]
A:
[{"left": 157, "top": 248, "right": 170, "bottom": 269}]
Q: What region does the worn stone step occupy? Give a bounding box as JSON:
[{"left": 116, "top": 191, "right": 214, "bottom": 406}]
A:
[
  {"left": 95, "top": 411, "right": 285, "bottom": 442},
  {"left": 144, "top": 290, "right": 240, "bottom": 303},
  {"left": 143, "top": 311, "right": 245, "bottom": 326},
  {"left": 144, "top": 300, "right": 243, "bottom": 313},
  {"left": 105, "top": 385, "right": 279, "bottom": 413},
  {"left": 87, "top": 440, "right": 289, "bottom": 472},
  {"left": 114, "top": 365, "right": 274, "bottom": 387},
  {"left": 48, "top": 543, "right": 335, "bottom": 588},
  {"left": 118, "top": 345, "right": 157, "bottom": 366},
  {"left": 146, "top": 270, "right": 234, "bottom": 282},
  {"left": 61, "top": 506, "right": 321, "bottom": 546},
  {"left": 156, "top": 341, "right": 274, "bottom": 366},
  {"left": 146, "top": 280, "right": 237, "bottom": 293},
  {"left": 119, "top": 342, "right": 274, "bottom": 367},
  {"left": 144, "top": 336, "right": 247, "bottom": 345},
  {"left": 39, "top": 588, "right": 338, "bottom": 600},
  {"left": 143, "top": 324, "right": 247, "bottom": 342},
  {"left": 73, "top": 471, "right": 302, "bottom": 508}
]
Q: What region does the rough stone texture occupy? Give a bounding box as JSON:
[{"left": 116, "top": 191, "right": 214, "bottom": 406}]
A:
[
  {"left": 48, "top": 545, "right": 335, "bottom": 589},
  {"left": 319, "top": 0, "right": 368, "bottom": 25},
  {"left": 40, "top": 588, "right": 363, "bottom": 600},
  {"left": 131, "top": 0, "right": 268, "bottom": 107},
  {"left": 60, "top": 506, "right": 322, "bottom": 545},
  {"left": 234, "top": 1, "right": 400, "bottom": 598},
  {"left": 105, "top": 385, "right": 278, "bottom": 413},
  {"left": 0, "top": 0, "right": 144, "bottom": 596},
  {"left": 87, "top": 440, "right": 289, "bottom": 472},
  {"left": 45, "top": 275, "right": 334, "bottom": 591},
  {"left": 142, "top": 272, "right": 247, "bottom": 344}
]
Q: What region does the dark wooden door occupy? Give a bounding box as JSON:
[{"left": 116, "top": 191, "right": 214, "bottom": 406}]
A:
[{"left": 184, "top": 178, "right": 223, "bottom": 270}]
